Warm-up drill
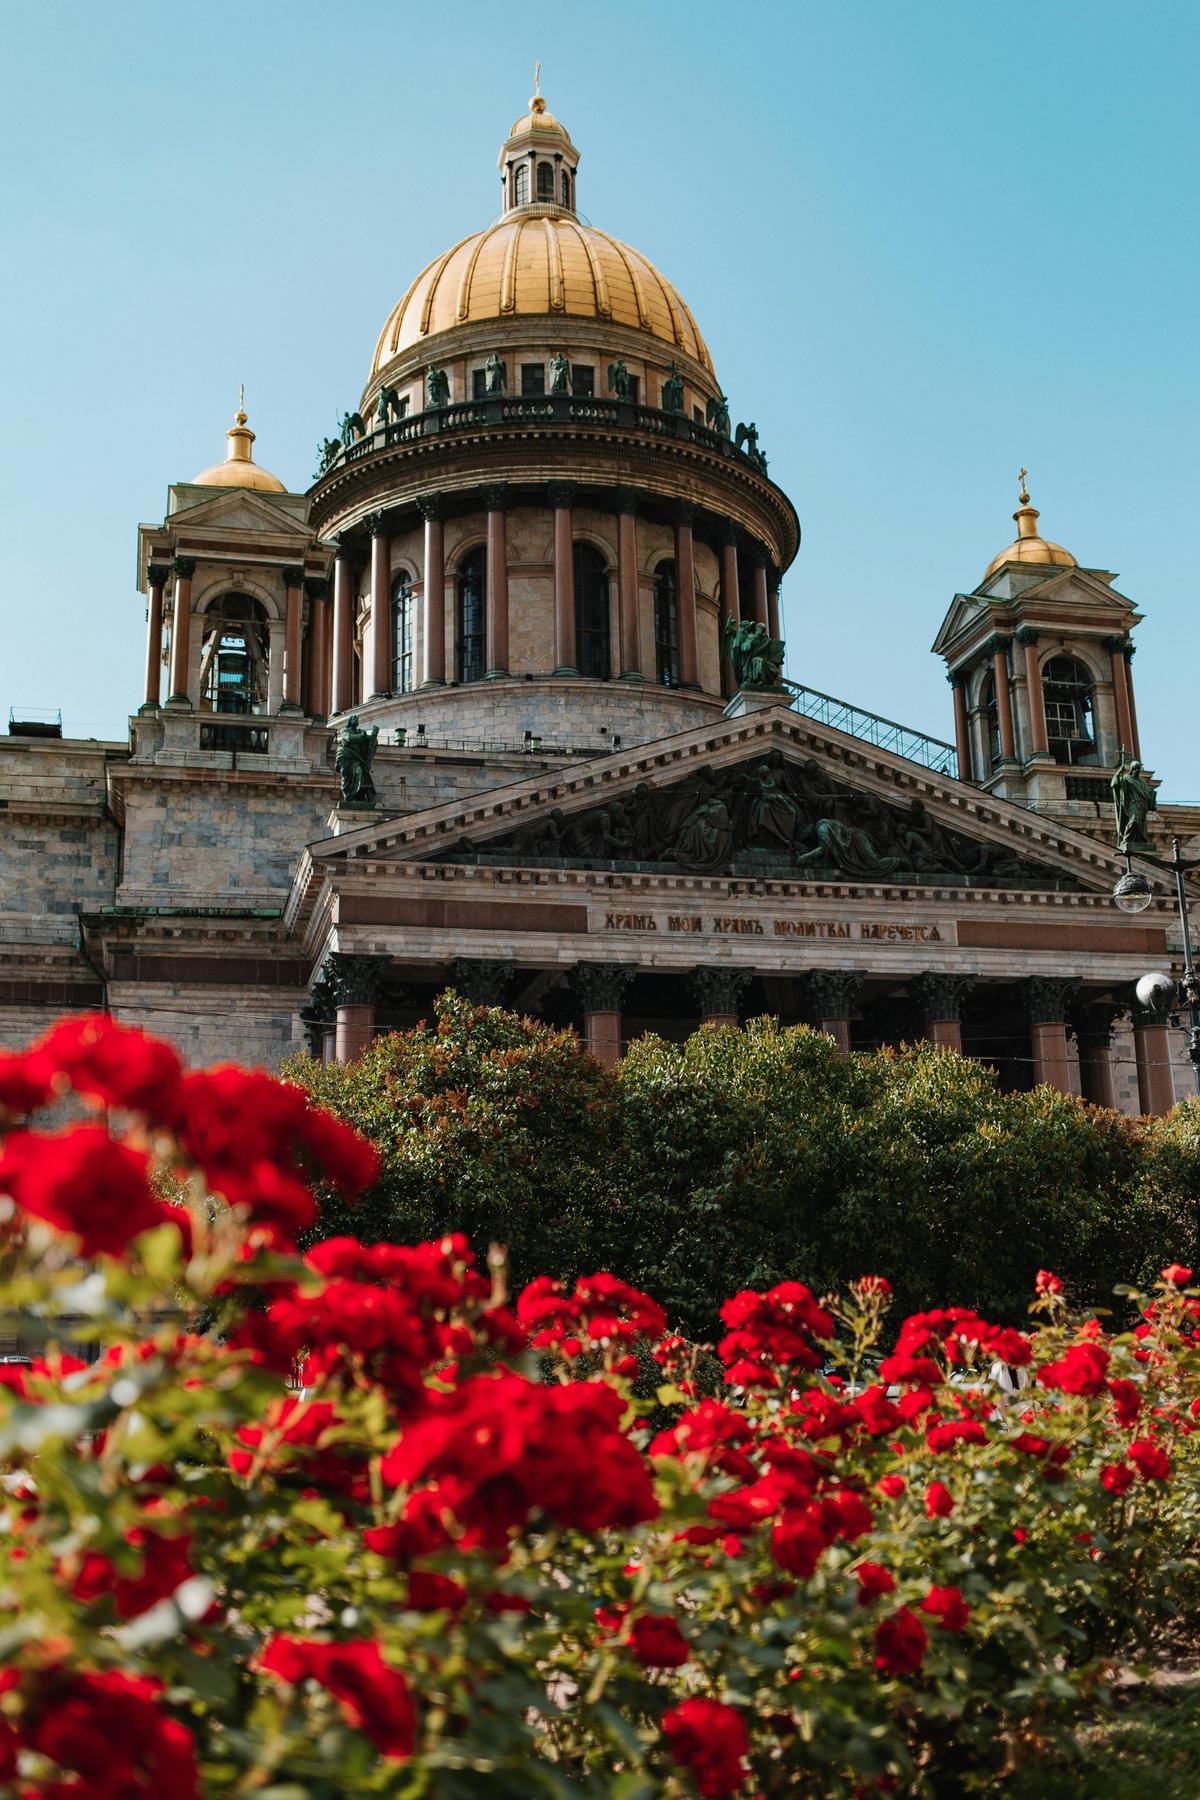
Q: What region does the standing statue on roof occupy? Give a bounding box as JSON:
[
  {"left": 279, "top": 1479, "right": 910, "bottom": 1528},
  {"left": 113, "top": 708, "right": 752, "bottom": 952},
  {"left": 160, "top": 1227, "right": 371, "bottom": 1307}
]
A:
[
  {"left": 335, "top": 715, "right": 379, "bottom": 808},
  {"left": 1111, "top": 748, "right": 1156, "bottom": 853}
]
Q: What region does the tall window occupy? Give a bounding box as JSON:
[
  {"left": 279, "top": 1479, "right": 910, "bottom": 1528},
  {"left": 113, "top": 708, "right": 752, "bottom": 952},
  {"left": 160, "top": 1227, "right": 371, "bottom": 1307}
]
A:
[
  {"left": 573, "top": 544, "right": 611, "bottom": 679},
  {"left": 514, "top": 164, "right": 528, "bottom": 206},
  {"left": 521, "top": 363, "right": 545, "bottom": 396},
  {"left": 1042, "top": 656, "right": 1096, "bottom": 764},
  {"left": 561, "top": 169, "right": 571, "bottom": 206},
  {"left": 200, "top": 594, "right": 269, "bottom": 713},
  {"left": 980, "top": 672, "right": 1001, "bottom": 768},
  {"left": 537, "top": 161, "right": 554, "bottom": 201},
  {"left": 392, "top": 575, "right": 414, "bottom": 694},
  {"left": 654, "top": 560, "right": 679, "bottom": 686},
  {"left": 457, "top": 547, "right": 486, "bottom": 684}
]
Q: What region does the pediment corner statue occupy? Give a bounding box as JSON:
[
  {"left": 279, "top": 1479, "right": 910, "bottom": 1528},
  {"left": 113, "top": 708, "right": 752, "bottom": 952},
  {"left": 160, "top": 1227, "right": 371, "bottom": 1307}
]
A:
[
  {"left": 1111, "top": 748, "right": 1156, "bottom": 853},
  {"left": 724, "top": 616, "right": 785, "bottom": 691},
  {"left": 335, "top": 714, "right": 379, "bottom": 807}
]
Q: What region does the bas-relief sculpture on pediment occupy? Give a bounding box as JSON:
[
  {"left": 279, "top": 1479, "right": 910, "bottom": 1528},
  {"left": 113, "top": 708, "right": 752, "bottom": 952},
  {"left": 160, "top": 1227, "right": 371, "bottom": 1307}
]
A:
[{"left": 437, "top": 751, "right": 1068, "bottom": 888}]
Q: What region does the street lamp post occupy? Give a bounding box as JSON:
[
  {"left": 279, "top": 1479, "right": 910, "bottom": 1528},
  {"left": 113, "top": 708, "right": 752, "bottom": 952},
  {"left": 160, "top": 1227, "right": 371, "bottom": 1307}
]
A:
[{"left": 1112, "top": 837, "right": 1200, "bottom": 1094}]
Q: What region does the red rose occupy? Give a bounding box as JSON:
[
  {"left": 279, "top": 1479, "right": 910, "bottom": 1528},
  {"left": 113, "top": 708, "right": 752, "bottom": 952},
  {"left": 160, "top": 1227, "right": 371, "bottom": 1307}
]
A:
[
  {"left": 1108, "top": 1378, "right": 1141, "bottom": 1428},
  {"left": 1128, "top": 1438, "right": 1172, "bottom": 1481},
  {"left": 855, "top": 1562, "right": 896, "bottom": 1605},
  {"left": 853, "top": 1384, "right": 903, "bottom": 1436},
  {"left": 770, "top": 1509, "right": 827, "bottom": 1579},
  {"left": 1036, "top": 1270, "right": 1063, "bottom": 1295},
  {"left": 22, "top": 1668, "right": 199, "bottom": 1797},
  {"left": 0, "top": 1048, "right": 54, "bottom": 1117},
  {"left": 71, "top": 1523, "right": 196, "bottom": 1620},
  {"left": 626, "top": 1613, "right": 690, "bottom": 1667},
  {"left": 920, "top": 1584, "right": 969, "bottom": 1631},
  {"left": 34, "top": 1014, "right": 183, "bottom": 1122},
  {"left": 1101, "top": 1461, "right": 1135, "bottom": 1495},
  {"left": 1039, "top": 1342, "right": 1110, "bottom": 1397},
  {"left": 661, "top": 1697, "right": 750, "bottom": 1797},
  {"left": 0, "top": 1125, "right": 188, "bottom": 1259},
  {"left": 718, "top": 1280, "right": 834, "bottom": 1389},
  {"left": 873, "top": 1605, "right": 928, "bottom": 1677},
  {"left": 926, "top": 1418, "right": 988, "bottom": 1451},
  {"left": 924, "top": 1481, "right": 954, "bottom": 1518},
  {"left": 876, "top": 1474, "right": 906, "bottom": 1498},
  {"left": 1162, "top": 1264, "right": 1193, "bottom": 1286},
  {"left": 259, "top": 1636, "right": 416, "bottom": 1760}
]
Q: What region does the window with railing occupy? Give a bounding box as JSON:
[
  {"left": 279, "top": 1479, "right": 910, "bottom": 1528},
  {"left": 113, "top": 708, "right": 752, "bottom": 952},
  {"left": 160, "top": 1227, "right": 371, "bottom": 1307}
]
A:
[
  {"left": 654, "top": 560, "right": 679, "bottom": 686},
  {"left": 1042, "top": 655, "right": 1096, "bottom": 765},
  {"left": 457, "top": 548, "right": 486, "bottom": 684},
  {"left": 392, "top": 576, "right": 414, "bottom": 694},
  {"left": 574, "top": 544, "right": 611, "bottom": 679}
]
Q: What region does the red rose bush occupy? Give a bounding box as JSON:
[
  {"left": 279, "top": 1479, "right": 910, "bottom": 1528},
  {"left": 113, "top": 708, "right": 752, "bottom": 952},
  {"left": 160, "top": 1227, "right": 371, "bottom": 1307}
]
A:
[{"left": 0, "top": 1016, "right": 1199, "bottom": 1795}]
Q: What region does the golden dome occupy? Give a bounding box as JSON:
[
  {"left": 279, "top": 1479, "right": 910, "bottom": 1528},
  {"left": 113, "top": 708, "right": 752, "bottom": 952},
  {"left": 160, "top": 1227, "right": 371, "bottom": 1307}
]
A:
[
  {"left": 506, "top": 93, "right": 573, "bottom": 145},
  {"left": 982, "top": 474, "right": 1076, "bottom": 581},
  {"left": 371, "top": 216, "right": 714, "bottom": 376},
  {"left": 192, "top": 400, "right": 288, "bottom": 493}
]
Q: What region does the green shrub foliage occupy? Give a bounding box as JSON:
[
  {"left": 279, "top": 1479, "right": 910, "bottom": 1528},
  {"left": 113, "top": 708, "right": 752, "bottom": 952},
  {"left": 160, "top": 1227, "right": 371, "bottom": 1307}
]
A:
[{"left": 289, "top": 1000, "right": 1199, "bottom": 1336}]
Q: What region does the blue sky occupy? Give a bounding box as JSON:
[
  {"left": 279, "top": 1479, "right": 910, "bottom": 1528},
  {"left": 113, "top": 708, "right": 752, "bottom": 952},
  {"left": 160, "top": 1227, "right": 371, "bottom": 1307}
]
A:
[{"left": 1, "top": 1, "right": 1196, "bottom": 796}]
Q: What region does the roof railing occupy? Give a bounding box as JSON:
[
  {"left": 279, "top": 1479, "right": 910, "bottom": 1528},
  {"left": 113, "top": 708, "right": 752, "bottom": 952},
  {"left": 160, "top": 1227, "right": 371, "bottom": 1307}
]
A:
[
  {"left": 7, "top": 707, "right": 63, "bottom": 739},
  {"left": 784, "top": 681, "right": 958, "bottom": 780}
]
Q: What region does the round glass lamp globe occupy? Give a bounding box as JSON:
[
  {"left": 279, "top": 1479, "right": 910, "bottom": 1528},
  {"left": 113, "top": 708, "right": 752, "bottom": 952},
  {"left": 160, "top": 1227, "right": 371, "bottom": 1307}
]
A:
[
  {"left": 1135, "top": 971, "right": 1177, "bottom": 1014},
  {"left": 1113, "top": 871, "right": 1154, "bottom": 914}
]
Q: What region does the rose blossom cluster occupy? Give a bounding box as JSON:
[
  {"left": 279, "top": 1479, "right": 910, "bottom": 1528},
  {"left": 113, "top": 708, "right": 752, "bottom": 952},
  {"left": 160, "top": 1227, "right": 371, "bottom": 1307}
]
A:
[{"left": 0, "top": 1017, "right": 1198, "bottom": 1797}]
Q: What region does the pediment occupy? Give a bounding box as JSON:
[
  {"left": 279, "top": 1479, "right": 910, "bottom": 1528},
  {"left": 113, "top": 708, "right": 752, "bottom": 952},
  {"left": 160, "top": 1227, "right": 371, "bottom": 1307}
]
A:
[
  {"left": 930, "top": 592, "right": 988, "bottom": 657},
  {"left": 305, "top": 708, "right": 1128, "bottom": 899},
  {"left": 167, "top": 484, "right": 310, "bottom": 538}
]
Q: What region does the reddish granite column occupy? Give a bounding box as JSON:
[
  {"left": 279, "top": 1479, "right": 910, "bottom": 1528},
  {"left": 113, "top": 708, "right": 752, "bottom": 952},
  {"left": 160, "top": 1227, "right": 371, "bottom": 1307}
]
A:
[
  {"left": 719, "top": 524, "right": 740, "bottom": 693},
  {"left": 1074, "top": 1002, "right": 1123, "bottom": 1110},
  {"left": 167, "top": 556, "right": 196, "bottom": 702},
  {"left": 328, "top": 953, "right": 387, "bottom": 1065},
  {"left": 805, "top": 971, "right": 865, "bottom": 1056},
  {"left": 949, "top": 672, "right": 972, "bottom": 781},
  {"left": 1124, "top": 648, "right": 1142, "bottom": 759},
  {"left": 282, "top": 566, "right": 304, "bottom": 709},
  {"left": 1133, "top": 1012, "right": 1176, "bottom": 1115},
  {"left": 549, "top": 483, "right": 577, "bottom": 674},
  {"left": 1025, "top": 978, "right": 1077, "bottom": 1093},
  {"left": 767, "top": 576, "right": 782, "bottom": 644},
  {"left": 690, "top": 965, "right": 752, "bottom": 1028},
  {"left": 368, "top": 516, "right": 392, "bottom": 700},
  {"left": 419, "top": 496, "right": 446, "bottom": 685},
  {"left": 673, "top": 503, "right": 699, "bottom": 687},
  {"left": 573, "top": 963, "right": 636, "bottom": 1065},
  {"left": 484, "top": 484, "right": 510, "bottom": 677},
  {"left": 616, "top": 488, "right": 643, "bottom": 679},
  {"left": 1017, "top": 628, "right": 1049, "bottom": 755},
  {"left": 305, "top": 578, "right": 330, "bottom": 718},
  {"left": 914, "top": 973, "right": 972, "bottom": 1053},
  {"left": 143, "top": 562, "right": 168, "bottom": 707},
  {"left": 331, "top": 545, "right": 356, "bottom": 715},
  {"left": 751, "top": 555, "right": 770, "bottom": 628},
  {"left": 991, "top": 637, "right": 1016, "bottom": 760}
]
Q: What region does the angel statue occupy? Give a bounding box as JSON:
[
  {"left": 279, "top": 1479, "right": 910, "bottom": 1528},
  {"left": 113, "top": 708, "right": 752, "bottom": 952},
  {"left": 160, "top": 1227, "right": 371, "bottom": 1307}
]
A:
[
  {"left": 735, "top": 420, "right": 768, "bottom": 472},
  {"left": 315, "top": 436, "right": 341, "bottom": 478},
  {"left": 426, "top": 365, "right": 451, "bottom": 408},
  {"left": 1111, "top": 748, "right": 1157, "bottom": 853},
  {"left": 549, "top": 351, "right": 571, "bottom": 394},
  {"left": 706, "top": 392, "right": 731, "bottom": 436},
  {"left": 607, "top": 358, "right": 632, "bottom": 399},
  {"left": 723, "top": 616, "right": 785, "bottom": 691},
  {"left": 339, "top": 411, "right": 365, "bottom": 448},
  {"left": 661, "top": 362, "right": 685, "bottom": 414},
  {"left": 335, "top": 714, "right": 379, "bottom": 808}
]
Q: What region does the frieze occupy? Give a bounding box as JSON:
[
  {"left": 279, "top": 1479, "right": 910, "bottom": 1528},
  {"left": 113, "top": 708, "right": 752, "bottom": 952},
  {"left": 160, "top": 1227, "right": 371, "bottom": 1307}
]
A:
[{"left": 599, "top": 910, "right": 947, "bottom": 943}]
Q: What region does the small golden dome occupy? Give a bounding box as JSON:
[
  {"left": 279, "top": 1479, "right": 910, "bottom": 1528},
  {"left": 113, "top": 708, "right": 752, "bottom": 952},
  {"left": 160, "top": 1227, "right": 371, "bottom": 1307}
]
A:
[
  {"left": 192, "top": 399, "right": 287, "bottom": 493},
  {"left": 507, "top": 93, "right": 573, "bottom": 145},
  {"left": 371, "top": 217, "right": 713, "bottom": 375},
  {"left": 982, "top": 473, "right": 1076, "bottom": 581}
]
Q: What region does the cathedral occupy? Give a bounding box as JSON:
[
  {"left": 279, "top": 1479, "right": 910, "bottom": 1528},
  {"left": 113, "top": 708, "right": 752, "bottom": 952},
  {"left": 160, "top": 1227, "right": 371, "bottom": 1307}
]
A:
[{"left": 1, "top": 90, "right": 1195, "bottom": 1114}]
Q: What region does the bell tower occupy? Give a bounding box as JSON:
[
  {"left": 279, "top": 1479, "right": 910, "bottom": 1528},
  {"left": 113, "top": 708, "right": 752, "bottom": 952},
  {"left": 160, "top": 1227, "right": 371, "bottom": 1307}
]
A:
[{"left": 932, "top": 473, "right": 1144, "bottom": 824}]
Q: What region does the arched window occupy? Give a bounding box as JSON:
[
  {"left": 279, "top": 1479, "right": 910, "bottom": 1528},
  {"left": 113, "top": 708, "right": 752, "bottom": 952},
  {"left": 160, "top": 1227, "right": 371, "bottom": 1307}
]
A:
[
  {"left": 457, "top": 547, "right": 486, "bottom": 684},
  {"left": 537, "top": 161, "right": 555, "bottom": 202},
  {"left": 200, "top": 594, "right": 269, "bottom": 713},
  {"left": 654, "top": 560, "right": 679, "bottom": 686},
  {"left": 392, "top": 575, "right": 414, "bottom": 694},
  {"left": 573, "top": 544, "right": 611, "bottom": 679},
  {"left": 561, "top": 169, "right": 571, "bottom": 207},
  {"left": 979, "top": 672, "right": 1002, "bottom": 769},
  {"left": 1042, "top": 656, "right": 1095, "bottom": 764},
  {"left": 514, "top": 163, "right": 529, "bottom": 206}
]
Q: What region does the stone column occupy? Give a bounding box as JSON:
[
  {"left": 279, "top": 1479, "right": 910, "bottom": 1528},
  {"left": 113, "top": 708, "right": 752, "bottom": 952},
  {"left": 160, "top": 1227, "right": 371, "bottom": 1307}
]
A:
[
  {"left": 1124, "top": 646, "right": 1142, "bottom": 759},
  {"left": 1106, "top": 636, "right": 1136, "bottom": 757},
  {"left": 1025, "top": 977, "right": 1078, "bottom": 1093},
  {"left": 573, "top": 963, "right": 636, "bottom": 1065},
  {"left": 450, "top": 958, "right": 513, "bottom": 1008},
  {"left": 690, "top": 965, "right": 752, "bottom": 1028},
  {"left": 483, "top": 484, "right": 510, "bottom": 677},
  {"left": 305, "top": 578, "right": 330, "bottom": 718},
  {"left": 419, "top": 496, "right": 446, "bottom": 686},
  {"left": 616, "top": 489, "right": 643, "bottom": 679},
  {"left": 1017, "top": 628, "right": 1049, "bottom": 755},
  {"left": 266, "top": 620, "right": 286, "bottom": 713},
  {"left": 327, "top": 952, "right": 389, "bottom": 1064},
  {"left": 913, "top": 973, "right": 972, "bottom": 1053},
  {"left": 949, "top": 672, "right": 972, "bottom": 781},
  {"left": 167, "top": 556, "right": 196, "bottom": 703},
  {"left": 143, "top": 562, "right": 169, "bottom": 708},
  {"left": 368, "top": 515, "right": 392, "bottom": 700},
  {"left": 1073, "top": 1001, "right": 1123, "bottom": 1110},
  {"left": 719, "top": 524, "right": 740, "bottom": 694},
  {"left": 549, "top": 483, "right": 577, "bottom": 674},
  {"left": 804, "top": 971, "right": 865, "bottom": 1055},
  {"left": 989, "top": 636, "right": 1016, "bottom": 761},
  {"left": 331, "top": 544, "right": 356, "bottom": 716},
  {"left": 673, "top": 503, "right": 699, "bottom": 687},
  {"left": 1133, "top": 1009, "right": 1176, "bottom": 1115},
  {"left": 299, "top": 971, "right": 337, "bottom": 1064},
  {"left": 767, "top": 576, "right": 782, "bottom": 645},
  {"left": 282, "top": 566, "right": 304, "bottom": 710},
  {"left": 751, "top": 554, "right": 770, "bottom": 628}
]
